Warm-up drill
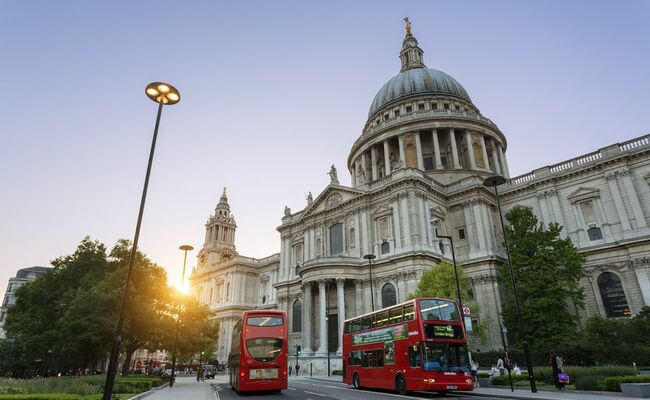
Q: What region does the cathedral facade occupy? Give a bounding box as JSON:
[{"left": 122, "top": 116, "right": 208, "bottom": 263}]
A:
[{"left": 190, "top": 24, "right": 650, "bottom": 371}]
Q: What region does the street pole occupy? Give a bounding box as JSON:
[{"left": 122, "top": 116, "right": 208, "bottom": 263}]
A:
[
  {"left": 103, "top": 82, "right": 180, "bottom": 400},
  {"left": 431, "top": 220, "right": 470, "bottom": 369},
  {"left": 484, "top": 175, "right": 537, "bottom": 393},
  {"left": 362, "top": 254, "right": 376, "bottom": 311},
  {"left": 170, "top": 245, "right": 194, "bottom": 387}
]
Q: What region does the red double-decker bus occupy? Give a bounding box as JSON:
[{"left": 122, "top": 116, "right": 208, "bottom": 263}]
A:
[
  {"left": 228, "top": 310, "right": 288, "bottom": 393},
  {"left": 342, "top": 298, "right": 473, "bottom": 395}
]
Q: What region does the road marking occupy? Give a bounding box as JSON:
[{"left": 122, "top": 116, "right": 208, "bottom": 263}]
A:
[
  {"left": 304, "top": 390, "right": 328, "bottom": 397},
  {"left": 296, "top": 381, "right": 464, "bottom": 400},
  {"left": 287, "top": 387, "right": 297, "bottom": 390}
]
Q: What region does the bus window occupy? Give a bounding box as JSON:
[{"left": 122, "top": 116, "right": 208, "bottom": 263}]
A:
[
  {"left": 361, "top": 316, "right": 371, "bottom": 330},
  {"left": 247, "top": 316, "right": 284, "bottom": 326},
  {"left": 409, "top": 344, "right": 422, "bottom": 368},
  {"left": 404, "top": 304, "right": 415, "bottom": 321},
  {"left": 350, "top": 351, "right": 362, "bottom": 365},
  {"left": 374, "top": 349, "right": 384, "bottom": 367},
  {"left": 352, "top": 319, "right": 361, "bottom": 332},
  {"left": 389, "top": 307, "right": 403, "bottom": 324},
  {"left": 419, "top": 299, "right": 459, "bottom": 321},
  {"left": 361, "top": 351, "right": 371, "bottom": 367},
  {"left": 375, "top": 311, "right": 389, "bottom": 328}
]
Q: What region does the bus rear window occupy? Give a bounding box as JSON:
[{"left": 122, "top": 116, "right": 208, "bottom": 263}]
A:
[
  {"left": 247, "top": 316, "right": 284, "bottom": 326},
  {"left": 246, "top": 338, "right": 283, "bottom": 362},
  {"left": 419, "top": 299, "right": 459, "bottom": 321}
]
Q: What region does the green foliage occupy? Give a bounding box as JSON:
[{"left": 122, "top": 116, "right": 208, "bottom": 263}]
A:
[
  {"left": 532, "top": 365, "right": 635, "bottom": 386},
  {"left": 332, "top": 370, "right": 343, "bottom": 375},
  {"left": 0, "top": 375, "right": 160, "bottom": 396},
  {"left": 490, "top": 374, "right": 529, "bottom": 385},
  {"left": 501, "top": 206, "right": 586, "bottom": 351},
  {"left": 412, "top": 262, "right": 488, "bottom": 343},
  {"left": 572, "top": 312, "right": 650, "bottom": 365},
  {"left": 2, "top": 237, "right": 218, "bottom": 375},
  {"left": 574, "top": 375, "right": 605, "bottom": 391},
  {"left": 600, "top": 375, "right": 650, "bottom": 392}
]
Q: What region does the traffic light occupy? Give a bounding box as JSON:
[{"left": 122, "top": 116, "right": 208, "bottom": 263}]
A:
[
  {"left": 201, "top": 351, "right": 205, "bottom": 355},
  {"left": 296, "top": 345, "right": 301, "bottom": 356}
]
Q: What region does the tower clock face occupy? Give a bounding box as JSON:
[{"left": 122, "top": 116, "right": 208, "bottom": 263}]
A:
[
  {"left": 199, "top": 253, "right": 207, "bottom": 266},
  {"left": 220, "top": 250, "right": 233, "bottom": 261}
]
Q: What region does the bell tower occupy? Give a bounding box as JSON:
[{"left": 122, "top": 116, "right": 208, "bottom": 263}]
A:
[{"left": 199, "top": 187, "right": 238, "bottom": 267}]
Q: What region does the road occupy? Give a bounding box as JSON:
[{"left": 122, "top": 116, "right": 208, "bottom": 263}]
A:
[{"left": 213, "top": 376, "right": 495, "bottom": 400}]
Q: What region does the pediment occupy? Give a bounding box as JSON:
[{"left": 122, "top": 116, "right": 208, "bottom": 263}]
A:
[
  {"left": 300, "top": 185, "right": 363, "bottom": 217},
  {"left": 567, "top": 186, "right": 600, "bottom": 203}
]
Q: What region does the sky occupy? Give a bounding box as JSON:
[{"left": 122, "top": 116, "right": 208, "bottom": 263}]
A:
[{"left": 1, "top": 1, "right": 649, "bottom": 294}]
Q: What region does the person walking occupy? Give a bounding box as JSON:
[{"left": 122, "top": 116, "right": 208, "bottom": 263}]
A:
[
  {"left": 196, "top": 366, "right": 203, "bottom": 383},
  {"left": 288, "top": 364, "right": 292, "bottom": 376},
  {"left": 470, "top": 359, "right": 479, "bottom": 387},
  {"left": 550, "top": 350, "right": 565, "bottom": 390},
  {"left": 496, "top": 357, "right": 504, "bottom": 376},
  {"left": 295, "top": 363, "right": 300, "bottom": 376}
]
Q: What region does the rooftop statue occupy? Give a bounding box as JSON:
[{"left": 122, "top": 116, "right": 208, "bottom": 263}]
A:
[
  {"left": 328, "top": 164, "right": 339, "bottom": 184},
  {"left": 404, "top": 16, "right": 411, "bottom": 35}
]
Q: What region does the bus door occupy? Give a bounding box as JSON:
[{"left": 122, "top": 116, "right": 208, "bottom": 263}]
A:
[{"left": 407, "top": 342, "right": 423, "bottom": 385}]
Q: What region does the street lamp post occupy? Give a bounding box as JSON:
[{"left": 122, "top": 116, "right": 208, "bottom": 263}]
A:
[
  {"left": 170, "top": 245, "right": 194, "bottom": 387},
  {"left": 483, "top": 175, "right": 537, "bottom": 393},
  {"left": 103, "top": 82, "right": 180, "bottom": 400},
  {"left": 430, "top": 220, "right": 470, "bottom": 368},
  {"left": 362, "top": 254, "right": 376, "bottom": 311}
]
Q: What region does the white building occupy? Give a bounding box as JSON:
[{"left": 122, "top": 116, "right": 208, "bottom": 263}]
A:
[
  {"left": 0, "top": 266, "right": 50, "bottom": 338},
  {"left": 191, "top": 22, "right": 650, "bottom": 371}
]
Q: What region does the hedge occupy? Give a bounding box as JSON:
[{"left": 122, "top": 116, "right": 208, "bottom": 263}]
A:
[{"left": 600, "top": 375, "right": 650, "bottom": 392}]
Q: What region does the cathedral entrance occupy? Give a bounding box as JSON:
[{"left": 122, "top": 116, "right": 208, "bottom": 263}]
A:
[{"left": 327, "top": 313, "right": 338, "bottom": 353}]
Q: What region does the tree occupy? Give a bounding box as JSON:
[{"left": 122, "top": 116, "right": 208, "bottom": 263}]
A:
[
  {"left": 501, "top": 206, "right": 586, "bottom": 352},
  {"left": 3, "top": 237, "right": 111, "bottom": 371},
  {"left": 412, "top": 262, "right": 490, "bottom": 343}
]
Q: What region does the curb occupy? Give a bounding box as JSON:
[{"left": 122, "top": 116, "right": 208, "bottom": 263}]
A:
[{"left": 125, "top": 382, "right": 170, "bottom": 400}]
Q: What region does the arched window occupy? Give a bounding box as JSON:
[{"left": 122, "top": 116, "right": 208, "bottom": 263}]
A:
[
  {"left": 598, "top": 272, "right": 630, "bottom": 317},
  {"left": 381, "top": 283, "right": 397, "bottom": 308},
  {"left": 292, "top": 300, "right": 302, "bottom": 332}
]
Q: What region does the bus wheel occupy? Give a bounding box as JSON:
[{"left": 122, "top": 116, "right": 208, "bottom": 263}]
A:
[
  {"left": 395, "top": 374, "right": 407, "bottom": 395},
  {"left": 352, "top": 373, "right": 361, "bottom": 389}
]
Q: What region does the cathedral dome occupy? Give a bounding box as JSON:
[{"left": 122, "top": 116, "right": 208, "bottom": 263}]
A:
[{"left": 368, "top": 68, "right": 472, "bottom": 119}]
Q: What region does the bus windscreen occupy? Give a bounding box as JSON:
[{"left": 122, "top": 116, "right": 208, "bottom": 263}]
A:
[
  {"left": 419, "top": 299, "right": 459, "bottom": 321},
  {"left": 247, "top": 316, "right": 284, "bottom": 326},
  {"left": 246, "top": 338, "right": 283, "bottom": 362}
]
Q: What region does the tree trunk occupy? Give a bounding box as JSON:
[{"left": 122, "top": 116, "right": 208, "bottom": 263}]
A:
[{"left": 121, "top": 345, "right": 137, "bottom": 376}]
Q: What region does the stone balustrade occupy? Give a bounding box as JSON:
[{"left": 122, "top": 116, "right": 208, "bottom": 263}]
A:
[{"left": 507, "top": 134, "right": 650, "bottom": 188}]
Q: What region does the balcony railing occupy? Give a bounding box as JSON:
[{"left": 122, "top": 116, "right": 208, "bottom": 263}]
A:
[{"left": 507, "top": 134, "right": 649, "bottom": 189}]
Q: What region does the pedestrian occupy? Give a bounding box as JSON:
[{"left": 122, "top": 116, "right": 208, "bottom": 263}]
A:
[
  {"left": 470, "top": 359, "right": 479, "bottom": 388},
  {"left": 496, "top": 357, "right": 504, "bottom": 376},
  {"left": 550, "top": 350, "right": 565, "bottom": 390},
  {"left": 489, "top": 364, "right": 499, "bottom": 377},
  {"left": 295, "top": 363, "right": 300, "bottom": 376},
  {"left": 288, "top": 364, "right": 292, "bottom": 376},
  {"left": 196, "top": 366, "right": 203, "bottom": 382}
]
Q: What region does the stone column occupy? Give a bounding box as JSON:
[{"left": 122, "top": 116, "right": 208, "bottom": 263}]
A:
[
  {"left": 414, "top": 132, "right": 424, "bottom": 170},
  {"left": 472, "top": 201, "right": 487, "bottom": 253},
  {"left": 351, "top": 163, "right": 357, "bottom": 187},
  {"left": 571, "top": 204, "right": 588, "bottom": 246},
  {"left": 449, "top": 129, "right": 461, "bottom": 169},
  {"left": 537, "top": 193, "right": 551, "bottom": 226},
  {"left": 400, "top": 193, "right": 412, "bottom": 247},
  {"left": 432, "top": 130, "right": 443, "bottom": 169},
  {"left": 491, "top": 139, "right": 502, "bottom": 175},
  {"left": 361, "top": 152, "right": 368, "bottom": 183},
  {"left": 606, "top": 174, "right": 632, "bottom": 231},
  {"left": 392, "top": 199, "right": 402, "bottom": 249},
  {"left": 480, "top": 134, "right": 491, "bottom": 171},
  {"left": 317, "top": 280, "right": 328, "bottom": 355},
  {"left": 497, "top": 145, "right": 510, "bottom": 178},
  {"left": 463, "top": 203, "right": 478, "bottom": 257},
  {"left": 634, "top": 268, "right": 650, "bottom": 306},
  {"left": 370, "top": 146, "right": 378, "bottom": 181},
  {"left": 620, "top": 170, "right": 648, "bottom": 229},
  {"left": 302, "top": 282, "right": 313, "bottom": 354},
  {"left": 336, "top": 278, "right": 345, "bottom": 354},
  {"left": 383, "top": 141, "right": 391, "bottom": 176},
  {"left": 465, "top": 131, "right": 477, "bottom": 170},
  {"left": 355, "top": 280, "right": 363, "bottom": 315},
  {"left": 360, "top": 207, "right": 369, "bottom": 255},
  {"left": 398, "top": 136, "right": 406, "bottom": 165},
  {"left": 418, "top": 195, "right": 429, "bottom": 246}
]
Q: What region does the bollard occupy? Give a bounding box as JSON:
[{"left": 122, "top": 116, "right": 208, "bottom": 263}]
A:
[{"left": 310, "top": 363, "right": 312, "bottom": 377}]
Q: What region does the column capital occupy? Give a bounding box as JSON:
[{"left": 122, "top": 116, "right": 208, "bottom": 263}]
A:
[
  {"left": 336, "top": 277, "right": 346, "bottom": 286},
  {"left": 301, "top": 281, "right": 313, "bottom": 290},
  {"left": 354, "top": 279, "right": 363, "bottom": 288},
  {"left": 317, "top": 279, "right": 328, "bottom": 289}
]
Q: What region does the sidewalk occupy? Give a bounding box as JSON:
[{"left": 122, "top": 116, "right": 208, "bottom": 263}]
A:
[
  {"left": 304, "top": 375, "right": 646, "bottom": 400},
  {"left": 138, "top": 376, "right": 220, "bottom": 400}
]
